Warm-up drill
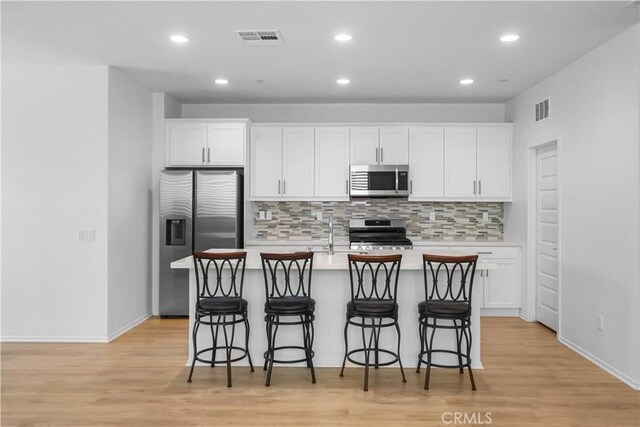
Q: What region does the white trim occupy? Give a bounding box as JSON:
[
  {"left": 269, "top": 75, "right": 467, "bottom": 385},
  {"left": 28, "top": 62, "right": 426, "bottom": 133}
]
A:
[
  {"left": 252, "top": 122, "right": 513, "bottom": 129},
  {"left": 108, "top": 313, "right": 152, "bottom": 342},
  {"left": 559, "top": 336, "right": 640, "bottom": 391},
  {"left": 1, "top": 335, "right": 109, "bottom": 343}
]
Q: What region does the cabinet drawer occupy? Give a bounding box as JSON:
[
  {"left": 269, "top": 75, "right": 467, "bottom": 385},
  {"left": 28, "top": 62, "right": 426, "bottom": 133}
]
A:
[{"left": 468, "top": 247, "right": 519, "bottom": 259}]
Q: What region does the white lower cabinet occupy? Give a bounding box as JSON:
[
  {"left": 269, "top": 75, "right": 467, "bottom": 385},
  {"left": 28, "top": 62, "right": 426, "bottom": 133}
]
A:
[{"left": 474, "top": 247, "right": 521, "bottom": 313}]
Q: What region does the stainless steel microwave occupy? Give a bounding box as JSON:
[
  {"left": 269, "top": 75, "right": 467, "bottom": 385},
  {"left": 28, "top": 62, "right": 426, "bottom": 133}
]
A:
[{"left": 350, "top": 165, "right": 409, "bottom": 197}]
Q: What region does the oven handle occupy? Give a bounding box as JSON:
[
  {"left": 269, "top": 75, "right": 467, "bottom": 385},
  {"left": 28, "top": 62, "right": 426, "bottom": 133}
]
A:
[{"left": 395, "top": 168, "right": 399, "bottom": 194}]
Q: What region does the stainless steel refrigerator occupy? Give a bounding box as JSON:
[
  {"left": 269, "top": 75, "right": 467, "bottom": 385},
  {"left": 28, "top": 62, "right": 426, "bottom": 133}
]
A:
[{"left": 159, "top": 170, "right": 243, "bottom": 317}]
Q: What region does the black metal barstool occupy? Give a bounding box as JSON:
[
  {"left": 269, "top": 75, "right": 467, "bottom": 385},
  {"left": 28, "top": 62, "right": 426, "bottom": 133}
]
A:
[
  {"left": 416, "top": 254, "right": 478, "bottom": 391},
  {"left": 339, "top": 254, "right": 407, "bottom": 391},
  {"left": 260, "top": 252, "right": 316, "bottom": 386},
  {"left": 187, "top": 251, "right": 254, "bottom": 386}
]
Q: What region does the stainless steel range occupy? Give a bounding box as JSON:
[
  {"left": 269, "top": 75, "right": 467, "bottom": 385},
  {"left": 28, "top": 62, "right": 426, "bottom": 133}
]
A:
[{"left": 349, "top": 219, "right": 413, "bottom": 251}]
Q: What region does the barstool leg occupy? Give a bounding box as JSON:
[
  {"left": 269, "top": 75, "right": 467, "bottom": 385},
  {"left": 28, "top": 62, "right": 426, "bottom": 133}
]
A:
[
  {"left": 417, "top": 319, "right": 425, "bottom": 373},
  {"left": 187, "top": 321, "right": 200, "bottom": 383},
  {"left": 211, "top": 318, "right": 220, "bottom": 368},
  {"left": 339, "top": 319, "right": 349, "bottom": 377},
  {"left": 425, "top": 319, "right": 437, "bottom": 390},
  {"left": 362, "top": 318, "right": 372, "bottom": 392},
  {"left": 304, "top": 317, "right": 317, "bottom": 384},
  {"left": 221, "top": 317, "right": 232, "bottom": 388},
  {"left": 454, "top": 319, "right": 464, "bottom": 374},
  {"left": 244, "top": 316, "right": 255, "bottom": 372},
  {"left": 394, "top": 320, "right": 407, "bottom": 383},
  {"left": 265, "top": 318, "right": 279, "bottom": 387},
  {"left": 464, "top": 321, "right": 477, "bottom": 391},
  {"left": 263, "top": 317, "right": 270, "bottom": 372},
  {"left": 301, "top": 316, "right": 311, "bottom": 369}
]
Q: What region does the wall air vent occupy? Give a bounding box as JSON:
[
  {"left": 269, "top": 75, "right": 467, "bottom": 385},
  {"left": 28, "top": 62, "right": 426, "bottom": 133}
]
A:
[
  {"left": 535, "top": 98, "right": 550, "bottom": 122},
  {"left": 234, "top": 30, "right": 283, "bottom": 46}
]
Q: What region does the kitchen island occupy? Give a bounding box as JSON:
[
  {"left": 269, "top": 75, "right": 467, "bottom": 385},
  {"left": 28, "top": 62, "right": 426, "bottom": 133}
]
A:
[{"left": 171, "top": 248, "right": 494, "bottom": 370}]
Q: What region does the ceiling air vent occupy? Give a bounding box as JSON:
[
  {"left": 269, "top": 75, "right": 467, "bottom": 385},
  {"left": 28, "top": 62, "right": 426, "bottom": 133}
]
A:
[
  {"left": 234, "top": 30, "right": 283, "bottom": 46},
  {"left": 535, "top": 98, "right": 550, "bottom": 122}
]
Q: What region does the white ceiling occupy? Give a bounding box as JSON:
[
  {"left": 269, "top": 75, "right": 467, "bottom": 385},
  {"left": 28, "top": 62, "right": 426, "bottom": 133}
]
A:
[{"left": 2, "top": 1, "right": 638, "bottom": 104}]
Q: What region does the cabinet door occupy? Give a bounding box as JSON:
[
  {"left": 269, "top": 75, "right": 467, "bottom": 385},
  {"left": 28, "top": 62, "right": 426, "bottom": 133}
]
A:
[
  {"left": 166, "top": 123, "right": 207, "bottom": 166},
  {"left": 251, "top": 127, "right": 282, "bottom": 198},
  {"left": 282, "top": 128, "right": 315, "bottom": 198},
  {"left": 315, "top": 127, "right": 350, "bottom": 199},
  {"left": 483, "top": 259, "right": 520, "bottom": 308},
  {"left": 444, "top": 128, "right": 477, "bottom": 198},
  {"left": 207, "top": 123, "right": 245, "bottom": 166},
  {"left": 350, "top": 127, "right": 379, "bottom": 164},
  {"left": 477, "top": 127, "right": 511, "bottom": 199},
  {"left": 408, "top": 128, "right": 444, "bottom": 198},
  {"left": 379, "top": 128, "right": 409, "bottom": 164}
]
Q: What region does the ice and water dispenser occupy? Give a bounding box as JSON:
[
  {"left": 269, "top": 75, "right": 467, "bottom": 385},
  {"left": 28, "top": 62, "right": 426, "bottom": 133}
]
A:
[{"left": 166, "top": 219, "right": 186, "bottom": 246}]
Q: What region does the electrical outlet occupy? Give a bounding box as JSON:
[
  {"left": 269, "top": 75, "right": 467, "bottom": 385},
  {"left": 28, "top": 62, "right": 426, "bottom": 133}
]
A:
[
  {"left": 429, "top": 212, "right": 436, "bottom": 221},
  {"left": 258, "top": 211, "right": 266, "bottom": 220},
  {"left": 597, "top": 314, "right": 604, "bottom": 331},
  {"left": 482, "top": 212, "right": 489, "bottom": 222},
  {"left": 78, "top": 228, "right": 95, "bottom": 240},
  {"left": 266, "top": 210, "right": 272, "bottom": 220}
]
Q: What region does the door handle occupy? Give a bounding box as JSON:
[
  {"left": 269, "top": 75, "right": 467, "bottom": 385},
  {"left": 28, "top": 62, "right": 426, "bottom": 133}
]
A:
[
  {"left": 395, "top": 168, "right": 399, "bottom": 193},
  {"left": 346, "top": 180, "right": 349, "bottom": 195},
  {"left": 207, "top": 147, "right": 211, "bottom": 163},
  {"left": 376, "top": 147, "right": 379, "bottom": 163},
  {"left": 479, "top": 180, "right": 482, "bottom": 195},
  {"left": 410, "top": 180, "right": 413, "bottom": 195},
  {"left": 283, "top": 180, "right": 286, "bottom": 194},
  {"left": 477, "top": 251, "right": 493, "bottom": 254},
  {"left": 473, "top": 180, "right": 477, "bottom": 195},
  {"left": 278, "top": 179, "right": 281, "bottom": 194},
  {"left": 202, "top": 147, "right": 205, "bottom": 163},
  {"left": 381, "top": 147, "right": 384, "bottom": 163}
]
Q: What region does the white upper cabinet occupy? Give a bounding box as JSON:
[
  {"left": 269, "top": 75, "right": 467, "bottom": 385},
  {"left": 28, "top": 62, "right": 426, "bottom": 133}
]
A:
[
  {"left": 166, "top": 123, "right": 208, "bottom": 166},
  {"left": 350, "top": 127, "right": 379, "bottom": 164},
  {"left": 251, "top": 127, "right": 282, "bottom": 198},
  {"left": 444, "top": 128, "right": 478, "bottom": 198},
  {"left": 477, "top": 127, "right": 512, "bottom": 199},
  {"left": 408, "top": 127, "right": 444, "bottom": 198},
  {"left": 379, "top": 128, "right": 409, "bottom": 164},
  {"left": 166, "top": 121, "right": 246, "bottom": 167},
  {"left": 282, "top": 128, "right": 315, "bottom": 198},
  {"left": 207, "top": 123, "right": 245, "bottom": 166},
  {"left": 315, "top": 128, "right": 350, "bottom": 200}
]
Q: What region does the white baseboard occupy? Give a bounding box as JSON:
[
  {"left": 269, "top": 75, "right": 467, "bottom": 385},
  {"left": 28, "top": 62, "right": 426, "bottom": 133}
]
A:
[
  {"left": 108, "top": 312, "right": 152, "bottom": 342},
  {"left": 559, "top": 336, "right": 640, "bottom": 391},
  {"left": 1, "top": 335, "right": 109, "bottom": 343}
]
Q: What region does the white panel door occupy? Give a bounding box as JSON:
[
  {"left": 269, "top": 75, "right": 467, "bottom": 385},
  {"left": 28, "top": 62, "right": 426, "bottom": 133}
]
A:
[
  {"left": 207, "top": 123, "right": 245, "bottom": 166},
  {"left": 477, "top": 127, "right": 512, "bottom": 198},
  {"left": 315, "top": 127, "right": 350, "bottom": 199},
  {"left": 282, "top": 127, "right": 315, "bottom": 198},
  {"left": 251, "top": 127, "right": 282, "bottom": 198},
  {"left": 166, "top": 123, "right": 207, "bottom": 166},
  {"left": 408, "top": 127, "right": 444, "bottom": 198},
  {"left": 350, "top": 127, "right": 379, "bottom": 164},
  {"left": 444, "top": 128, "right": 477, "bottom": 197},
  {"left": 379, "top": 127, "right": 409, "bottom": 164},
  {"left": 536, "top": 145, "right": 559, "bottom": 331},
  {"left": 483, "top": 259, "right": 520, "bottom": 308}
]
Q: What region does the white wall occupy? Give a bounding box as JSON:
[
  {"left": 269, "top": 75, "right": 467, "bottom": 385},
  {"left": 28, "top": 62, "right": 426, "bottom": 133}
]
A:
[
  {"left": 106, "top": 69, "right": 153, "bottom": 338},
  {"left": 1, "top": 66, "right": 110, "bottom": 341},
  {"left": 182, "top": 103, "right": 505, "bottom": 123},
  {"left": 505, "top": 24, "right": 640, "bottom": 389}
]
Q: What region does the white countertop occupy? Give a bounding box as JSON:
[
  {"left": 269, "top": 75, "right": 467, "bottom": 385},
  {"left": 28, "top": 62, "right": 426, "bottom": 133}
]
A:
[
  {"left": 171, "top": 248, "right": 497, "bottom": 271},
  {"left": 245, "top": 239, "right": 521, "bottom": 247}
]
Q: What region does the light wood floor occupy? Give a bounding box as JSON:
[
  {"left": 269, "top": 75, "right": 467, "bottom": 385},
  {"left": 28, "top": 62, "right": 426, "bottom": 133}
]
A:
[{"left": 2, "top": 317, "right": 638, "bottom": 426}]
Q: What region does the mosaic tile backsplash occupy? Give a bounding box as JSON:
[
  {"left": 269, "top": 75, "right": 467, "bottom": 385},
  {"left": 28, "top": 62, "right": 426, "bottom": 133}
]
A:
[{"left": 253, "top": 200, "right": 503, "bottom": 241}]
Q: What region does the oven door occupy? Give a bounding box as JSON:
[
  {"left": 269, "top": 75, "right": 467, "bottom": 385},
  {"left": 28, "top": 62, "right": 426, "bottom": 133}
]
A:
[{"left": 350, "top": 165, "right": 409, "bottom": 197}]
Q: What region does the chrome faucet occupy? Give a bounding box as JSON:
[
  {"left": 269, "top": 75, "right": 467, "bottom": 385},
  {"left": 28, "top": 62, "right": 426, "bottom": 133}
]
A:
[{"left": 327, "top": 213, "right": 335, "bottom": 255}]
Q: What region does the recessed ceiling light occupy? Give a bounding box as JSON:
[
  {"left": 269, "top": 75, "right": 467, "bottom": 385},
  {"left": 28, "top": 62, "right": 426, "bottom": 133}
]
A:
[
  {"left": 500, "top": 34, "right": 520, "bottom": 42},
  {"left": 459, "top": 79, "right": 474, "bottom": 85},
  {"left": 170, "top": 35, "right": 189, "bottom": 43},
  {"left": 498, "top": 78, "right": 509, "bottom": 83},
  {"left": 337, "top": 78, "right": 350, "bottom": 85},
  {"left": 334, "top": 34, "right": 353, "bottom": 42},
  {"left": 255, "top": 79, "right": 264, "bottom": 84},
  {"left": 214, "top": 79, "right": 229, "bottom": 85}
]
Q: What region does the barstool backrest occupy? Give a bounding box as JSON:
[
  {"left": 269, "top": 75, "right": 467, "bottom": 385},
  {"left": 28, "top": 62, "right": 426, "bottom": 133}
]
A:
[
  {"left": 260, "top": 252, "right": 315, "bottom": 310},
  {"left": 347, "top": 254, "right": 402, "bottom": 302},
  {"left": 422, "top": 254, "right": 478, "bottom": 303},
  {"left": 192, "top": 251, "right": 247, "bottom": 302}
]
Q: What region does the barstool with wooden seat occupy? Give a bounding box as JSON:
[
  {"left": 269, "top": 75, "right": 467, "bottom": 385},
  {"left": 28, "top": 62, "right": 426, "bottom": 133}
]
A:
[
  {"left": 339, "top": 254, "right": 407, "bottom": 391},
  {"left": 260, "top": 252, "right": 316, "bottom": 386},
  {"left": 187, "top": 251, "right": 254, "bottom": 387},
  {"left": 416, "top": 254, "right": 478, "bottom": 391}
]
